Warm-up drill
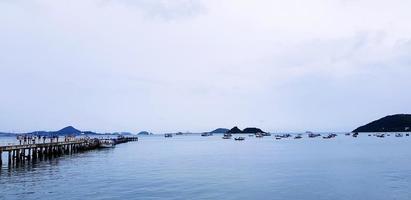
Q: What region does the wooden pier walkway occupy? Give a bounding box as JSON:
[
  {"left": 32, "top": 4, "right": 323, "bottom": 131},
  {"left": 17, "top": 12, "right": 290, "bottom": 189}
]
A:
[{"left": 0, "top": 136, "right": 138, "bottom": 167}]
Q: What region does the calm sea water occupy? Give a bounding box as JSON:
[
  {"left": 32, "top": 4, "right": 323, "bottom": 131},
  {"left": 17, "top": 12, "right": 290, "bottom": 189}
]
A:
[{"left": 1, "top": 134, "right": 411, "bottom": 200}]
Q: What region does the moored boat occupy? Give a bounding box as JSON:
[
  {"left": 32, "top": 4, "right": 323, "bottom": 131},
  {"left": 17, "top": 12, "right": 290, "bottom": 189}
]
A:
[
  {"left": 323, "top": 134, "right": 337, "bottom": 139},
  {"left": 201, "top": 132, "right": 213, "bottom": 137},
  {"left": 255, "top": 133, "right": 264, "bottom": 138},
  {"left": 395, "top": 133, "right": 403, "bottom": 137},
  {"left": 99, "top": 139, "right": 115, "bottom": 148},
  {"left": 294, "top": 134, "right": 303, "bottom": 139},
  {"left": 222, "top": 133, "right": 232, "bottom": 139},
  {"left": 234, "top": 137, "right": 245, "bottom": 141},
  {"left": 165, "top": 133, "right": 173, "bottom": 138},
  {"left": 308, "top": 133, "right": 321, "bottom": 138}
]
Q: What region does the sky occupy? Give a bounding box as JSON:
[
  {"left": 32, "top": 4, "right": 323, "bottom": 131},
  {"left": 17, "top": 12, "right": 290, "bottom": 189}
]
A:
[{"left": 1, "top": 0, "right": 411, "bottom": 133}]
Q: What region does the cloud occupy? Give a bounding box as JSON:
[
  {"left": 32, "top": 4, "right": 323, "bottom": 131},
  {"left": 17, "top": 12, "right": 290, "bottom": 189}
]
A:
[
  {"left": 0, "top": 0, "right": 411, "bottom": 132},
  {"left": 106, "top": 0, "right": 206, "bottom": 20}
]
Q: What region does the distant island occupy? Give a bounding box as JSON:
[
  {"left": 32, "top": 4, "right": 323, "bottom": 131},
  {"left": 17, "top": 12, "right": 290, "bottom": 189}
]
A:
[
  {"left": 137, "top": 131, "right": 154, "bottom": 135},
  {"left": 353, "top": 114, "right": 411, "bottom": 132},
  {"left": 227, "top": 126, "right": 266, "bottom": 134},
  {"left": 209, "top": 128, "right": 229, "bottom": 134},
  {"left": 0, "top": 126, "right": 135, "bottom": 137}
]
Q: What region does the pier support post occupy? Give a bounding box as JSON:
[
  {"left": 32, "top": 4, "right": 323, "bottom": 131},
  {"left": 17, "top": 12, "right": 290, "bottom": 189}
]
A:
[
  {"left": 28, "top": 148, "right": 31, "bottom": 161},
  {"left": 0, "top": 150, "right": 2, "bottom": 166},
  {"left": 8, "top": 151, "right": 11, "bottom": 166},
  {"left": 33, "top": 147, "right": 37, "bottom": 161},
  {"left": 16, "top": 149, "right": 20, "bottom": 165},
  {"left": 12, "top": 150, "right": 15, "bottom": 166},
  {"left": 22, "top": 149, "right": 25, "bottom": 164}
]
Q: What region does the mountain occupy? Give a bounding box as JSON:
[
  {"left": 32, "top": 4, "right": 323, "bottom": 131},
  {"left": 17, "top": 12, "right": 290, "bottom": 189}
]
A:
[
  {"left": 226, "top": 126, "right": 266, "bottom": 134},
  {"left": 353, "top": 114, "right": 411, "bottom": 132},
  {"left": 243, "top": 127, "right": 265, "bottom": 133},
  {"left": 0, "top": 132, "right": 16, "bottom": 137},
  {"left": 209, "top": 128, "right": 229, "bottom": 134},
  {"left": 110, "top": 132, "right": 133, "bottom": 135},
  {"left": 227, "top": 126, "right": 243, "bottom": 134},
  {"left": 138, "top": 131, "right": 153, "bottom": 135},
  {"left": 56, "top": 126, "right": 82, "bottom": 135},
  {"left": 29, "top": 126, "right": 93, "bottom": 136}
]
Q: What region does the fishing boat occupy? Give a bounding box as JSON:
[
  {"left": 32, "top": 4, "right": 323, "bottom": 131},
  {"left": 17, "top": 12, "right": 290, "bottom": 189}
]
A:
[
  {"left": 395, "top": 133, "right": 403, "bottom": 137},
  {"left": 308, "top": 133, "right": 321, "bottom": 138},
  {"left": 294, "top": 135, "right": 303, "bottom": 139},
  {"left": 323, "top": 134, "right": 337, "bottom": 139},
  {"left": 201, "top": 132, "right": 213, "bottom": 136},
  {"left": 165, "top": 133, "right": 173, "bottom": 138},
  {"left": 99, "top": 139, "right": 115, "bottom": 148},
  {"left": 222, "top": 133, "right": 232, "bottom": 139},
  {"left": 234, "top": 137, "right": 245, "bottom": 141},
  {"left": 262, "top": 132, "right": 271, "bottom": 136}
]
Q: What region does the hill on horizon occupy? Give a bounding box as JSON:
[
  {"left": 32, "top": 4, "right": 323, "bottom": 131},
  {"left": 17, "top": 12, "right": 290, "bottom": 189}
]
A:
[
  {"left": 209, "top": 128, "right": 229, "bottom": 133},
  {"left": 353, "top": 114, "right": 411, "bottom": 132},
  {"left": 227, "top": 126, "right": 265, "bottom": 134}
]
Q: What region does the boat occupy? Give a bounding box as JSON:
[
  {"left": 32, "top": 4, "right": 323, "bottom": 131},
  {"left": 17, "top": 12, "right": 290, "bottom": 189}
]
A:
[
  {"left": 376, "top": 133, "right": 385, "bottom": 138},
  {"left": 323, "top": 134, "right": 337, "bottom": 139},
  {"left": 406, "top": 134, "right": 410, "bottom": 136},
  {"left": 308, "top": 133, "right": 321, "bottom": 138},
  {"left": 395, "top": 133, "right": 403, "bottom": 137},
  {"left": 176, "top": 132, "right": 184, "bottom": 135},
  {"left": 294, "top": 134, "right": 302, "bottom": 139},
  {"left": 99, "top": 139, "right": 115, "bottom": 148},
  {"left": 352, "top": 132, "right": 359, "bottom": 137},
  {"left": 165, "top": 133, "right": 173, "bottom": 138},
  {"left": 222, "top": 133, "right": 232, "bottom": 139},
  {"left": 262, "top": 132, "right": 271, "bottom": 136},
  {"left": 275, "top": 137, "right": 281, "bottom": 140},
  {"left": 345, "top": 133, "right": 351, "bottom": 136},
  {"left": 201, "top": 132, "right": 213, "bottom": 137},
  {"left": 255, "top": 133, "right": 264, "bottom": 138},
  {"left": 234, "top": 137, "right": 245, "bottom": 141},
  {"left": 248, "top": 134, "right": 254, "bottom": 137}
]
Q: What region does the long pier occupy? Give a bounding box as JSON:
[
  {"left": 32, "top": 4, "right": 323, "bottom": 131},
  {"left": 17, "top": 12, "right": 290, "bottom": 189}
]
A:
[{"left": 0, "top": 136, "right": 138, "bottom": 167}]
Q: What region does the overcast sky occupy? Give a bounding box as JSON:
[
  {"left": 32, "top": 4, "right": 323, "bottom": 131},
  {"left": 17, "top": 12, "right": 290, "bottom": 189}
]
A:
[{"left": 1, "top": 0, "right": 411, "bottom": 133}]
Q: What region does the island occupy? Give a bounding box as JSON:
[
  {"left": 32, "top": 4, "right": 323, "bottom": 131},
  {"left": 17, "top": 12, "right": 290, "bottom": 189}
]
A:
[
  {"left": 353, "top": 114, "right": 411, "bottom": 132},
  {"left": 227, "top": 126, "right": 266, "bottom": 134},
  {"left": 209, "top": 128, "right": 229, "bottom": 134}
]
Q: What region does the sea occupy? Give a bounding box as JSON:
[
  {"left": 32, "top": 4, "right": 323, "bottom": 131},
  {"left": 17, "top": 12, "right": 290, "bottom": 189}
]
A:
[{"left": 1, "top": 134, "right": 411, "bottom": 200}]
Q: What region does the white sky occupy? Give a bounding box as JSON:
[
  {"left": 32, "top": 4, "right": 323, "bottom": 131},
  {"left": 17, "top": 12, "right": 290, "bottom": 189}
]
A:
[{"left": 1, "top": 0, "right": 411, "bottom": 133}]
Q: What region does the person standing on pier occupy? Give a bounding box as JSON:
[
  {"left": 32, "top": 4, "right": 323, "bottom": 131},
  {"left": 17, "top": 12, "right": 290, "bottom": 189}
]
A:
[{"left": 17, "top": 135, "right": 21, "bottom": 145}]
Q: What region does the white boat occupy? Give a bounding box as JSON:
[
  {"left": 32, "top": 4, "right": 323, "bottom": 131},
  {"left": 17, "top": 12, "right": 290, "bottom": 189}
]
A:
[
  {"left": 222, "top": 133, "right": 232, "bottom": 139},
  {"left": 99, "top": 139, "right": 115, "bottom": 148}
]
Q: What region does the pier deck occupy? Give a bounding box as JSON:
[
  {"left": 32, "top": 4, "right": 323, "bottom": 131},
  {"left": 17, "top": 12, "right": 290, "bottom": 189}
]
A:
[{"left": 0, "top": 136, "right": 138, "bottom": 167}]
